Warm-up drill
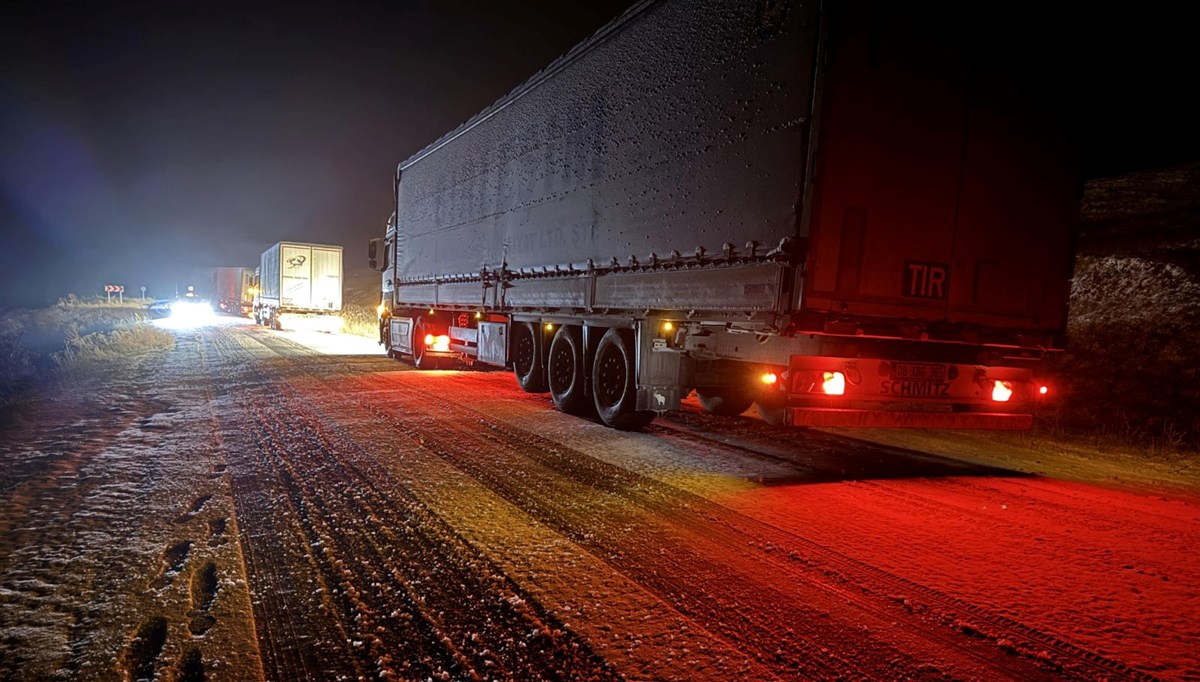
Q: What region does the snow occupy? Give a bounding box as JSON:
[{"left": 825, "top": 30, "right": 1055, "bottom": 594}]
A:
[{"left": 2, "top": 322, "right": 1198, "bottom": 680}]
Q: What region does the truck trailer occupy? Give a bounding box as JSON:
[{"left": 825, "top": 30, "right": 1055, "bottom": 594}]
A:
[
  {"left": 370, "top": 0, "right": 1078, "bottom": 431},
  {"left": 212, "top": 267, "right": 256, "bottom": 316},
  {"left": 254, "top": 241, "right": 344, "bottom": 332}
]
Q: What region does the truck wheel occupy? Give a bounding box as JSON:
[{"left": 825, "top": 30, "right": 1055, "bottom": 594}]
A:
[
  {"left": 547, "top": 325, "right": 591, "bottom": 416},
  {"left": 592, "top": 329, "right": 655, "bottom": 430},
  {"left": 413, "top": 318, "right": 449, "bottom": 370},
  {"left": 511, "top": 322, "right": 547, "bottom": 392},
  {"left": 696, "top": 387, "right": 755, "bottom": 416}
]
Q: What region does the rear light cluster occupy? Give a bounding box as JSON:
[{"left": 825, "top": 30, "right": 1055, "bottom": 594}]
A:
[
  {"left": 424, "top": 334, "right": 451, "bottom": 352},
  {"left": 989, "top": 380, "right": 1050, "bottom": 402},
  {"left": 784, "top": 369, "right": 849, "bottom": 396},
  {"left": 762, "top": 371, "right": 842, "bottom": 395},
  {"left": 783, "top": 358, "right": 1053, "bottom": 404}
]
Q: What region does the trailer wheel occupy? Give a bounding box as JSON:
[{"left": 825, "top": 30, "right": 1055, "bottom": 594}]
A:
[
  {"left": 696, "top": 388, "right": 755, "bottom": 416},
  {"left": 511, "top": 322, "right": 547, "bottom": 393},
  {"left": 547, "top": 325, "right": 591, "bottom": 415},
  {"left": 413, "top": 318, "right": 451, "bottom": 370},
  {"left": 592, "top": 329, "right": 655, "bottom": 431}
]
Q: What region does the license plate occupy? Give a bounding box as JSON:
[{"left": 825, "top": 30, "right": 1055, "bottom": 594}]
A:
[{"left": 892, "top": 362, "right": 948, "bottom": 382}]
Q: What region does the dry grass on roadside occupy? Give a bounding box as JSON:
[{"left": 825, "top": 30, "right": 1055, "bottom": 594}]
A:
[
  {"left": 53, "top": 324, "right": 175, "bottom": 368},
  {"left": 1, "top": 299, "right": 174, "bottom": 411}
]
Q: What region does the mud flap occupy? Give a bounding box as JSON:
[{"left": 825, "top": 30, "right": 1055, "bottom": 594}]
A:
[
  {"left": 638, "top": 386, "right": 681, "bottom": 413},
  {"left": 637, "top": 340, "right": 685, "bottom": 413}
]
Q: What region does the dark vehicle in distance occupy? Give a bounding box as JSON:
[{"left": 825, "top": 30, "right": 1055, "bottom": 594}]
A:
[{"left": 212, "top": 267, "right": 256, "bottom": 317}]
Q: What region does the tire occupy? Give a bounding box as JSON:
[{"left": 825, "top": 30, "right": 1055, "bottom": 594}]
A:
[
  {"left": 511, "top": 322, "right": 547, "bottom": 393},
  {"left": 696, "top": 387, "right": 755, "bottom": 416},
  {"left": 547, "top": 325, "right": 591, "bottom": 415},
  {"left": 592, "top": 329, "right": 655, "bottom": 431},
  {"left": 413, "top": 317, "right": 451, "bottom": 370}
]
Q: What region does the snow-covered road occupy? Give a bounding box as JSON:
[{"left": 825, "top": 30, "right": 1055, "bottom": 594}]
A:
[{"left": 1, "top": 323, "right": 1196, "bottom": 680}]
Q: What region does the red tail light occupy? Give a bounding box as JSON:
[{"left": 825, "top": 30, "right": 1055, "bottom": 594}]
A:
[
  {"left": 822, "top": 371, "right": 846, "bottom": 396},
  {"left": 992, "top": 380, "right": 1014, "bottom": 402}
]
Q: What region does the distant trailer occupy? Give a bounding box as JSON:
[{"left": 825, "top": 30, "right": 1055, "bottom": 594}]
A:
[
  {"left": 212, "top": 267, "right": 255, "bottom": 316},
  {"left": 254, "top": 242, "right": 344, "bottom": 333}
]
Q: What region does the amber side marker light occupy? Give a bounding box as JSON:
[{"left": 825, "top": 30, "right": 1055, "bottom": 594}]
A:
[
  {"left": 662, "top": 321, "right": 674, "bottom": 333},
  {"left": 992, "top": 380, "right": 1014, "bottom": 402},
  {"left": 544, "top": 323, "right": 554, "bottom": 331},
  {"left": 760, "top": 372, "right": 778, "bottom": 385},
  {"left": 822, "top": 371, "right": 846, "bottom": 396}
]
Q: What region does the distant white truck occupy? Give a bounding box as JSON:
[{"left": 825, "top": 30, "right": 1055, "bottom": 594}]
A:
[{"left": 253, "top": 241, "right": 343, "bottom": 332}]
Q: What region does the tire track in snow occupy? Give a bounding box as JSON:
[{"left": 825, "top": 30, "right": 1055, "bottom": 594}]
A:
[
  {"left": 246, "top": 336, "right": 983, "bottom": 680},
  {"left": 318, "top": 349, "right": 1161, "bottom": 682},
  {"left": 205, "top": 332, "right": 361, "bottom": 680},
  {"left": 234, "top": 328, "right": 1164, "bottom": 681},
  {"left": 210, "top": 328, "right": 623, "bottom": 681},
  {"left": 331, "top": 371, "right": 1047, "bottom": 682}
]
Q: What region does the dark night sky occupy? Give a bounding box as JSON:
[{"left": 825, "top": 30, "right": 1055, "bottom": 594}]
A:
[{"left": 1, "top": 0, "right": 1196, "bottom": 307}]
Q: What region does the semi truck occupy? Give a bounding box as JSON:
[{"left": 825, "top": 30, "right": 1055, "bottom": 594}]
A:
[
  {"left": 212, "top": 267, "right": 256, "bottom": 316},
  {"left": 370, "top": 0, "right": 1079, "bottom": 431},
  {"left": 254, "top": 241, "right": 344, "bottom": 332}
]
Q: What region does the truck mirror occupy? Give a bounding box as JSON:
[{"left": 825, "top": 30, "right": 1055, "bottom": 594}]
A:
[{"left": 367, "top": 238, "right": 384, "bottom": 271}]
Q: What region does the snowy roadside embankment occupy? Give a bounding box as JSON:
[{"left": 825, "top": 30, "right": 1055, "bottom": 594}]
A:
[
  {"left": 0, "top": 302, "right": 172, "bottom": 413},
  {"left": 1046, "top": 163, "right": 1200, "bottom": 450}
]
